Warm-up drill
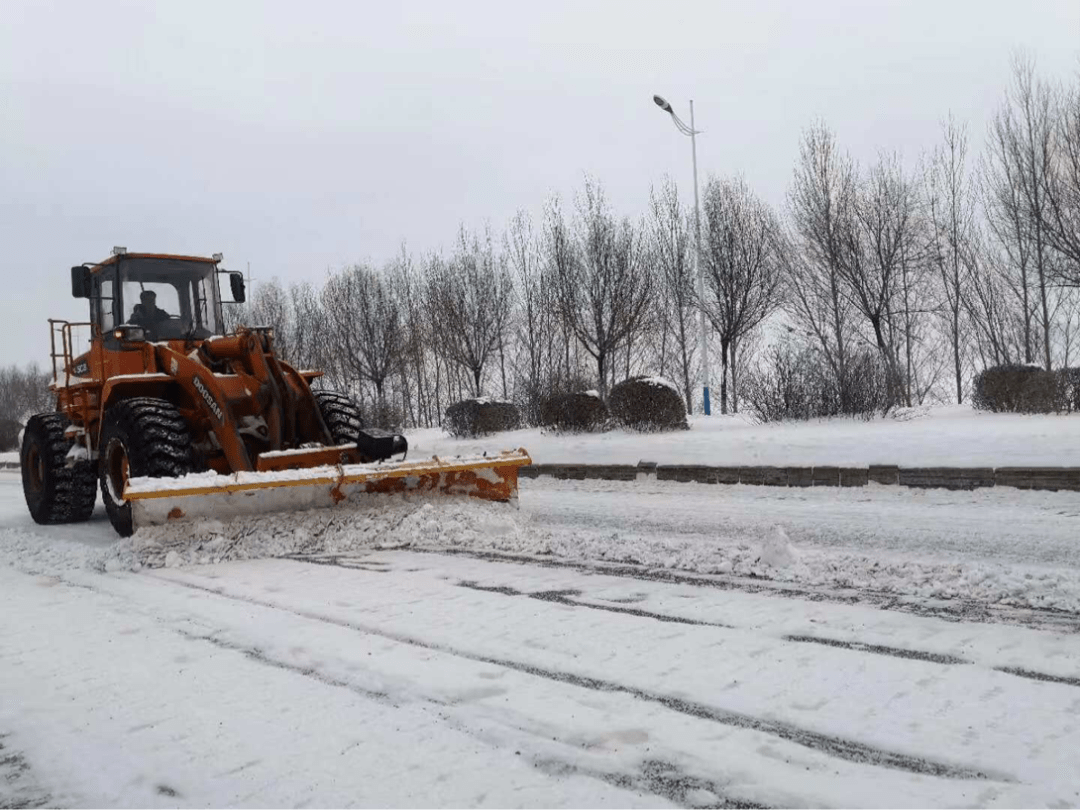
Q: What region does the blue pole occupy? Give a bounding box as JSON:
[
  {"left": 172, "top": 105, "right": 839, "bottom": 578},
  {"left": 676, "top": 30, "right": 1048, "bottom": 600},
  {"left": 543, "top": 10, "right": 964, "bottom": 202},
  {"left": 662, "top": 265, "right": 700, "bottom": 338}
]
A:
[{"left": 703, "top": 385, "right": 711, "bottom": 416}]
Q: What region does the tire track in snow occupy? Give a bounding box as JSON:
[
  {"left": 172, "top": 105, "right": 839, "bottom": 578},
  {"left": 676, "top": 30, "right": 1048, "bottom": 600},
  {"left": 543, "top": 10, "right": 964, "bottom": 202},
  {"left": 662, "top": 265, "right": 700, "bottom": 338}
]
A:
[
  {"left": 994, "top": 667, "right": 1080, "bottom": 688},
  {"left": 0, "top": 736, "right": 52, "bottom": 810},
  {"left": 108, "top": 585, "right": 766, "bottom": 808},
  {"left": 148, "top": 570, "right": 1003, "bottom": 783},
  {"left": 459, "top": 578, "right": 1080, "bottom": 688},
  {"left": 350, "top": 547, "right": 1080, "bottom": 633},
  {"left": 171, "top": 628, "right": 391, "bottom": 703},
  {"left": 533, "top": 757, "right": 766, "bottom": 809},
  {"left": 457, "top": 580, "right": 970, "bottom": 665},
  {"left": 461, "top": 581, "right": 736, "bottom": 629}
]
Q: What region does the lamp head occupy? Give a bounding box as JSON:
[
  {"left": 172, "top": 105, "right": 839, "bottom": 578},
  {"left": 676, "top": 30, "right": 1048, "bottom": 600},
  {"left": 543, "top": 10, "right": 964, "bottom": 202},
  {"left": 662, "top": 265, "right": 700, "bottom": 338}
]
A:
[{"left": 653, "top": 95, "right": 673, "bottom": 113}]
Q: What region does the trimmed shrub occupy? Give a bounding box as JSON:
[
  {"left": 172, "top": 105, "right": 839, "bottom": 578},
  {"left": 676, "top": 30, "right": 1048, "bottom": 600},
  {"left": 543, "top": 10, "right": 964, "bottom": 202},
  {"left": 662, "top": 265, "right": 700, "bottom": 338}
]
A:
[
  {"left": 538, "top": 391, "right": 608, "bottom": 433},
  {"left": 518, "top": 372, "right": 597, "bottom": 427},
  {"left": 1058, "top": 367, "right": 1080, "bottom": 413},
  {"left": 444, "top": 398, "right": 521, "bottom": 438},
  {"left": 743, "top": 344, "right": 890, "bottom": 423},
  {"left": 0, "top": 418, "right": 20, "bottom": 452},
  {"left": 367, "top": 399, "right": 405, "bottom": 432},
  {"left": 972, "top": 364, "right": 1064, "bottom": 413},
  {"left": 609, "top": 376, "right": 689, "bottom": 432}
]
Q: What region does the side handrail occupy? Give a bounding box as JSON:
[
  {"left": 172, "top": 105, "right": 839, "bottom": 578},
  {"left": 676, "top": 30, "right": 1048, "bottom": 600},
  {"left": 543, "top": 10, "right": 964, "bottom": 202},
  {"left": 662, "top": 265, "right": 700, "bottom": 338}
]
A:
[{"left": 47, "top": 320, "right": 93, "bottom": 388}]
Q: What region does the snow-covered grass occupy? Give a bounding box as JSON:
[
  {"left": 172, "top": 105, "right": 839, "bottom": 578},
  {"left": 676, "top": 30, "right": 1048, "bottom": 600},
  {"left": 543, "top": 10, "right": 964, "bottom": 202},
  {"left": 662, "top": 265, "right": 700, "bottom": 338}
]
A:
[{"left": 408, "top": 404, "right": 1080, "bottom": 467}]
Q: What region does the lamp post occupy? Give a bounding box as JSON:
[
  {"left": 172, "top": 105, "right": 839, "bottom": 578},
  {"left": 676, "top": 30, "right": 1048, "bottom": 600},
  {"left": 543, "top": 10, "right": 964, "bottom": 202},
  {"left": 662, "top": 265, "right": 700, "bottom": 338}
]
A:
[{"left": 653, "top": 94, "right": 710, "bottom": 416}]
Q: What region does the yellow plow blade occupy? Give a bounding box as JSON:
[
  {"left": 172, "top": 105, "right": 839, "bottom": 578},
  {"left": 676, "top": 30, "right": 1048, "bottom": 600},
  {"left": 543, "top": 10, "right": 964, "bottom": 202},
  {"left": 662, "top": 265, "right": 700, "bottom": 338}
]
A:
[{"left": 124, "top": 449, "right": 531, "bottom": 530}]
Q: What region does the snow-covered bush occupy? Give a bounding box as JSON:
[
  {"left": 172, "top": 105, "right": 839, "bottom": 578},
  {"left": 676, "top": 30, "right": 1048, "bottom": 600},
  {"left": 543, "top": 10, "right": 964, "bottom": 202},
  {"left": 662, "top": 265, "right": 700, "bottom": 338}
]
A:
[
  {"left": 366, "top": 399, "right": 404, "bottom": 432},
  {"left": 538, "top": 391, "right": 608, "bottom": 433},
  {"left": 1058, "top": 367, "right": 1080, "bottom": 413},
  {"left": 972, "top": 364, "right": 1066, "bottom": 413},
  {"left": 608, "top": 376, "right": 688, "bottom": 432},
  {"left": 0, "top": 418, "right": 20, "bottom": 452},
  {"left": 517, "top": 372, "right": 596, "bottom": 427},
  {"left": 743, "top": 343, "right": 888, "bottom": 423},
  {"left": 444, "top": 399, "right": 521, "bottom": 438}
]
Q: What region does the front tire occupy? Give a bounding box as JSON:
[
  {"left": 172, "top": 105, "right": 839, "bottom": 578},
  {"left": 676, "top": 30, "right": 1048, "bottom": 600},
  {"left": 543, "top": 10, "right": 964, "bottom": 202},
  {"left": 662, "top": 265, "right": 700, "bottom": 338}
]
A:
[
  {"left": 99, "top": 398, "right": 195, "bottom": 537},
  {"left": 313, "top": 390, "right": 364, "bottom": 444},
  {"left": 313, "top": 389, "right": 406, "bottom": 462},
  {"left": 21, "top": 413, "right": 97, "bottom": 524}
]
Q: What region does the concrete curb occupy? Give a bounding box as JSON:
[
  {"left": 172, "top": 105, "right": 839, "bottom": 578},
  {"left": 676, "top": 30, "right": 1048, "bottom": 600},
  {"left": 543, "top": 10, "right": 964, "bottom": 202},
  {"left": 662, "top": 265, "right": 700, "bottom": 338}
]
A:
[
  {"left": 520, "top": 462, "right": 1080, "bottom": 494},
  {"left": 4, "top": 460, "right": 1077, "bottom": 494}
]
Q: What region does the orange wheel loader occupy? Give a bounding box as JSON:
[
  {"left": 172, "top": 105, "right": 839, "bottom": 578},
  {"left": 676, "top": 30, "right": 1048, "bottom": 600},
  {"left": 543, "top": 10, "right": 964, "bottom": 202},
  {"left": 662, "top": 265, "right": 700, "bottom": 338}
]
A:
[{"left": 21, "top": 250, "right": 529, "bottom": 536}]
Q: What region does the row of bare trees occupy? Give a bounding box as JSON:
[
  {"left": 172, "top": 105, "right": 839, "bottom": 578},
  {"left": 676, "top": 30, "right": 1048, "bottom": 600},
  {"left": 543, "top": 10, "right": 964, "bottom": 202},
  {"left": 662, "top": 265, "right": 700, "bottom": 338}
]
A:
[
  {"left": 228, "top": 55, "right": 1079, "bottom": 426},
  {"left": 772, "top": 54, "right": 1080, "bottom": 416},
  {"left": 0, "top": 364, "right": 52, "bottom": 450}
]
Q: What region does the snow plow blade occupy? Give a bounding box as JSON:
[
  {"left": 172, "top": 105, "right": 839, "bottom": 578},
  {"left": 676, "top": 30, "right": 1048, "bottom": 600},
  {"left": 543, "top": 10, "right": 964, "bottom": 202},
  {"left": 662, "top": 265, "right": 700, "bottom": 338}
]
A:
[{"left": 124, "top": 449, "right": 532, "bottom": 530}]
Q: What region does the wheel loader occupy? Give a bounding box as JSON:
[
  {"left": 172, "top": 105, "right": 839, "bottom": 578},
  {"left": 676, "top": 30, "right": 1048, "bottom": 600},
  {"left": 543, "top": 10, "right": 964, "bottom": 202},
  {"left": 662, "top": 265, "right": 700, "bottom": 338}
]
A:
[{"left": 22, "top": 249, "right": 529, "bottom": 537}]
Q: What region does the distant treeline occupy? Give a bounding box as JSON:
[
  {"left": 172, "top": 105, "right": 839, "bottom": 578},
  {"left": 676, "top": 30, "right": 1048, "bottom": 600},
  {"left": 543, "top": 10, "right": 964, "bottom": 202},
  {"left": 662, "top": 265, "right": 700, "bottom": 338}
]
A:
[
  {"left": 225, "top": 55, "right": 1080, "bottom": 428},
  {"left": 8, "top": 54, "right": 1080, "bottom": 438},
  {"left": 0, "top": 364, "right": 52, "bottom": 450}
]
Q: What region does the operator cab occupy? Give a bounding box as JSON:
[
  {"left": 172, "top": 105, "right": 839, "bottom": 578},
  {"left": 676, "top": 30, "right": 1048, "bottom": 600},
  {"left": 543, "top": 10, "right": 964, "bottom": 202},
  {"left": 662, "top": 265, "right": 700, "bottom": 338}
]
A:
[{"left": 72, "top": 253, "right": 245, "bottom": 345}]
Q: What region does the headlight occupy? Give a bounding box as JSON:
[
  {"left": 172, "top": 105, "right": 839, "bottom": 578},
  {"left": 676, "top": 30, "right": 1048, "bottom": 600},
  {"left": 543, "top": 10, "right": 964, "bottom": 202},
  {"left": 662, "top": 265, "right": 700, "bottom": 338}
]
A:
[{"left": 113, "top": 326, "right": 147, "bottom": 342}]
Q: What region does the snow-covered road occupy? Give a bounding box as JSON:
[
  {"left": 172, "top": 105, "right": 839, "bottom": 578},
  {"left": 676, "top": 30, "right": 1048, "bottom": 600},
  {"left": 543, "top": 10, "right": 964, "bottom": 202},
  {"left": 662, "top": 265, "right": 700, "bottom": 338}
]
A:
[{"left": 3, "top": 470, "right": 1080, "bottom": 807}]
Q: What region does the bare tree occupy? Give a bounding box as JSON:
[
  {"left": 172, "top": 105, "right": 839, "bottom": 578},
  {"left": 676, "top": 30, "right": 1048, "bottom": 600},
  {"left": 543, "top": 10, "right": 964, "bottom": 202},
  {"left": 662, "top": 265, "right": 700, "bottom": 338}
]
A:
[
  {"left": 927, "top": 116, "right": 979, "bottom": 402},
  {"left": 649, "top": 177, "right": 698, "bottom": 414},
  {"left": 700, "top": 176, "right": 783, "bottom": 413},
  {"left": 1042, "top": 76, "right": 1080, "bottom": 281},
  {"left": 321, "top": 263, "right": 405, "bottom": 404},
  {"left": 547, "top": 180, "right": 654, "bottom": 400},
  {"left": 506, "top": 209, "right": 567, "bottom": 418},
  {"left": 239, "top": 277, "right": 294, "bottom": 359},
  {"left": 786, "top": 121, "right": 859, "bottom": 410},
  {"left": 962, "top": 239, "right": 1023, "bottom": 367},
  {"left": 288, "top": 280, "right": 326, "bottom": 372},
  {"left": 0, "top": 363, "right": 53, "bottom": 449},
  {"left": 843, "top": 151, "right": 926, "bottom": 407},
  {"left": 425, "top": 227, "right": 514, "bottom": 398},
  {"left": 983, "top": 54, "right": 1058, "bottom": 369}
]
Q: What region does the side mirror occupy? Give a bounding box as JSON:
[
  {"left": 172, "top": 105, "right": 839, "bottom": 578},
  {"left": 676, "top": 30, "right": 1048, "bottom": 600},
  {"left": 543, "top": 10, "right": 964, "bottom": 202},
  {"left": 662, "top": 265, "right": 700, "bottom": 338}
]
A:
[
  {"left": 71, "top": 266, "right": 92, "bottom": 298},
  {"left": 229, "top": 272, "right": 246, "bottom": 303}
]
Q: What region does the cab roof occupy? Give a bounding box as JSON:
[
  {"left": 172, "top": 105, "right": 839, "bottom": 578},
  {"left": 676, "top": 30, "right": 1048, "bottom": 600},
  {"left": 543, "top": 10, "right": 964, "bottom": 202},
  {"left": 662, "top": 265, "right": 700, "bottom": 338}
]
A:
[{"left": 91, "top": 253, "right": 219, "bottom": 273}]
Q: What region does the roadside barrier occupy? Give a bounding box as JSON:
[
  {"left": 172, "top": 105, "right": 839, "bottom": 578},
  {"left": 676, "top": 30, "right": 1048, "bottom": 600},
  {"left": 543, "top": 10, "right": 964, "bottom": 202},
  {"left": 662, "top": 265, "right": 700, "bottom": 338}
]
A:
[{"left": 519, "top": 462, "right": 1080, "bottom": 493}]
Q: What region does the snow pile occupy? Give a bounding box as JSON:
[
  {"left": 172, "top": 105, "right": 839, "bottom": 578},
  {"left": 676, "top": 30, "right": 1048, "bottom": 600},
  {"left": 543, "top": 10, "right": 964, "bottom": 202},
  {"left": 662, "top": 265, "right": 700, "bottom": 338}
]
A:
[
  {"left": 0, "top": 528, "right": 109, "bottom": 574},
  {"left": 755, "top": 526, "right": 801, "bottom": 569},
  {"left": 100, "top": 494, "right": 526, "bottom": 569}
]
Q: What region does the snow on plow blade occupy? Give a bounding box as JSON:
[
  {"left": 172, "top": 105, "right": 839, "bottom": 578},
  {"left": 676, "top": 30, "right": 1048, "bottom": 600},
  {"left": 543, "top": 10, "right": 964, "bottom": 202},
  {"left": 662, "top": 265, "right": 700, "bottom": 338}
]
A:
[{"left": 124, "top": 449, "right": 532, "bottom": 530}]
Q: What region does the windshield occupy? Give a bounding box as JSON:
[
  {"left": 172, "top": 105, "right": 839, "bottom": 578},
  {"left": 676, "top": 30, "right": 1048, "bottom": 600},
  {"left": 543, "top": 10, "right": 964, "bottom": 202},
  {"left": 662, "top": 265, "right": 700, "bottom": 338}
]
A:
[{"left": 113, "top": 258, "right": 224, "bottom": 340}]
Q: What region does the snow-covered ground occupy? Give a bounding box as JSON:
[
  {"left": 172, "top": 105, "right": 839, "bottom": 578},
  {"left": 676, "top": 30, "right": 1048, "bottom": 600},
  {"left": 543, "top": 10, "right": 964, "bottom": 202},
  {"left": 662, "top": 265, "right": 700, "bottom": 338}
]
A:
[
  {"left": 409, "top": 404, "right": 1080, "bottom": 468},
  {"left": 3, "top": 461, "right": 1080, "bottom": 807}
]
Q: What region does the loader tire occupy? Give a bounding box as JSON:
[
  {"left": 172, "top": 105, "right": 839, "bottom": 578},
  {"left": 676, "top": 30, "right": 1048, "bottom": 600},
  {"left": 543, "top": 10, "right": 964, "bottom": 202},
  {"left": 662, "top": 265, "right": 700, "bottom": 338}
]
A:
[
  {"left": 21, "top": 413, "right": 98, "bottom": 524},
  {"left": 313, "top": 390, "right": 364, "bottom": 444},
  {"left": 99, "top": 398, "right": 195, "bottom": 537}
]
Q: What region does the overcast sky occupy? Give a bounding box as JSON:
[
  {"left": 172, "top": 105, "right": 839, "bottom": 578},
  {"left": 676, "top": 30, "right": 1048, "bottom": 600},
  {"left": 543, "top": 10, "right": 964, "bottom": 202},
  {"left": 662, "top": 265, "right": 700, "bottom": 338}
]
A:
[{"left": 2, "top": 0, "right": 1078, "bottom": 369}]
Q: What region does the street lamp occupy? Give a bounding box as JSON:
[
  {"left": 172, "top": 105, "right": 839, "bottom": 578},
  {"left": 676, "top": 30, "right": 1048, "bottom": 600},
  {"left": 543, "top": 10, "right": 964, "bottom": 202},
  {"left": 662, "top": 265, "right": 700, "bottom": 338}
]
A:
[{"left": 653, "top": 94, "right": 711, "bottom": 416}]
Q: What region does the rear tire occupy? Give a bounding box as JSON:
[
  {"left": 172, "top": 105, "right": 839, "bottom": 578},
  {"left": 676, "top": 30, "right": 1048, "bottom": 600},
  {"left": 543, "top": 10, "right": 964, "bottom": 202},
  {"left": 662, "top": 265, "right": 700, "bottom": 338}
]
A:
[
  {"left": 313, "top": 390, "right": 364, "bottom": 444},
  {"left": 21, "top": 413, "right": 97, "bottom": 524},
  {"left": 99, "top": 398, "right": 195, "bottom": 537}
]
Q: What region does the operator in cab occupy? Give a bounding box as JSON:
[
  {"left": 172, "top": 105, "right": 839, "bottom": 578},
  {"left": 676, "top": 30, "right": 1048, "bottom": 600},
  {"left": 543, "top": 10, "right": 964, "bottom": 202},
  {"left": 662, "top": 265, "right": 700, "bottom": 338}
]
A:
[{"left": 130, "top": 290, "right": 170, "bottom": 332}]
